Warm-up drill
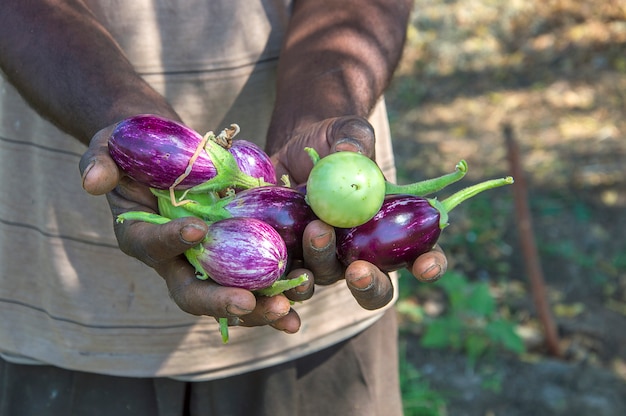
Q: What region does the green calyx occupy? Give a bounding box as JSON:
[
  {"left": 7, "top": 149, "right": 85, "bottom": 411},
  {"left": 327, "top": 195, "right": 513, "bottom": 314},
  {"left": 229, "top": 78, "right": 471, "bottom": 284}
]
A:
[
  {"left": 164, "top": 127, "right": 271, "bottom": 208},
  {"left": 181, "top": 135, "right": 271, "bottom": 198},
  {"left": 152, "top": 188, "right": 233, "bottom": 222}
]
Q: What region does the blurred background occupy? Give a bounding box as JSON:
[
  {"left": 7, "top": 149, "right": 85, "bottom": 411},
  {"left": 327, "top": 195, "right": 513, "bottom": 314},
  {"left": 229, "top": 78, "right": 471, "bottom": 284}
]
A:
[{"left": 388, "top": 1, "right": 626, "bottom": 414}]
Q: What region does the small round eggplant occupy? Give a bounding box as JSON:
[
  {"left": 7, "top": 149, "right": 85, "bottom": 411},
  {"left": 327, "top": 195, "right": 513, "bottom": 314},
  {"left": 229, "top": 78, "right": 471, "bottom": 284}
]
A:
[
  {"left": 191, "top": 217, "right": 288, "bottom": 291},
  {"left": 109, "top": 114, "right": 217, "bottom": 189},
  {"left": 336, "top": 176, "right": 514, "bottom": 272},
  {"left": 335, "top": 194, "right": 441, "bottom": 272},
  {"left": 229, "top": 140, "right": 277, "bottom": 185}
]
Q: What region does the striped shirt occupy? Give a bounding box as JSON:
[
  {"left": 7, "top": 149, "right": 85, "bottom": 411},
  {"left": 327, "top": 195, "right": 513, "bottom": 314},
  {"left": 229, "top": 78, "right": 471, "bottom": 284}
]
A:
[{"left": 0, "top": 0, "right": 397, "bottom": 381}]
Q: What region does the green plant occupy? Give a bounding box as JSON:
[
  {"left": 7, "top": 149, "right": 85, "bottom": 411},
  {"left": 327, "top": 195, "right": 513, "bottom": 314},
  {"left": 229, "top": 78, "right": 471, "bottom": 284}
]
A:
[
  {"left": 399, "top": 341, "right": 448, "bottom": 416},
  {"left": 419, "top": 272, "right": 524, "bottom": 368}
]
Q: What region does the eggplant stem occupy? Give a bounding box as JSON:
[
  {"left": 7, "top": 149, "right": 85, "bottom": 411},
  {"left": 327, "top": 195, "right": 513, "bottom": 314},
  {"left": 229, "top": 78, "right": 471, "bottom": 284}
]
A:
[
  {"left": 385, "top": 160, "right": 468, "bottom": 196},
  {"left": 167, "top": 124, "right": 264, "bottom": 207},
  {"left": 213, "top": 124, "right": 240, "bottom": 149},
  {"left": 219, "top": 318, "right": 230, "bottom": 343},
  {"left": 255, "top": 274, "right": 309, "bottom": 297},
  {"left": 440, "top": 176, "right": 514, "bottom": 213},
  {"left": 173, "top": 196, "right": 233, "bottom": 221},
  {"left": 304, "top": 147, "right": 321, "bottom": 165},
  {"left": 116, "top": 211, "right": 171, "bottom": 224}
]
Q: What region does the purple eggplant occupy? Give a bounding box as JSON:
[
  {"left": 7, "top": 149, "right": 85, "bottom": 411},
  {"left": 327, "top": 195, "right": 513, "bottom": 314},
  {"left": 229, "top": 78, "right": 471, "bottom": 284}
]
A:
[
  {"left": 229, "top": 140, "right": 277, "bottom": 185},
  {"left": 115, "top": 210, "right": 298, "bottom": 292},
  {"left": 109, "top": 115, "right": 272, "bottom": 197},
  {"left": 189, "top": 217, "right": 288, "bottom": 291},
  {"left": 221, "top": 186, "right": 317, "bottom": 259},
  {"left": 156, "top": 185, "right": 318, "bottom": 259},
  {"left": 336, "top": 177, "right": 514, "bottom": 272},
  {"left": 294, "top": 182, "right": 307, "bottom": 195},
  {"left": 109, "top": 114, "right": 217, "bottom": 189},
  {"left": 336, "top": 194, "right": 441, "bottom": 272}
]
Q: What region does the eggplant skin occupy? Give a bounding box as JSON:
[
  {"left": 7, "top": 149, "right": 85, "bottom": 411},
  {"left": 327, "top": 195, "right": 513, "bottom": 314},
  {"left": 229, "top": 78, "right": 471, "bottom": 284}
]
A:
[
  {"left": 198, "top": 218, "right": 288, "bottom": 291},
  {"left": 223, "top": 186, "right": 318, "bottom": 259},
  {"left": 109, "top": 114, "right": 217, "bottom": 189},
  {"left": 229, "top": 140, "right": 277, "bottom": 185},
  {"left": 336, "top": 194, "right": 442, "bottom": 272}
]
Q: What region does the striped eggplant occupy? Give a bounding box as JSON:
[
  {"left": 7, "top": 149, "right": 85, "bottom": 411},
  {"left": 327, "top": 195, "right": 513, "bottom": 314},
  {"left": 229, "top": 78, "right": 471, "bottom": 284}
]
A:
[
  {"left": 221, "top": 186, "right": 317, "bottom": 259},
  {"left": 108, "top": 114, "right": 271, "bottom": 193},
  {"left": 187, "top": 217, "right": 288, "bottom": 291},
  {"left": 155, "top": 185, "right": 317, "bottom": 259},
  {"left": 109, "top": 114, "right": 217, "bottom": 189},
  {"left": 229, "top": 139, "right": 277, "bottom": 185}
]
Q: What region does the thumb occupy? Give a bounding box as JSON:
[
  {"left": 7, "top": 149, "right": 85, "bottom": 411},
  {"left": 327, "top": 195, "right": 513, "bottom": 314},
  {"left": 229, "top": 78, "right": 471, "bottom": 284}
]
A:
[
  {"left": 271, "top": 116, "right": 377, "bottom": 185},
  {"left": 326, "top": 116, "right": 376, "bottom": 159},
  {"left": 80, "top": 124, "right": 122, "bottom": 195}
]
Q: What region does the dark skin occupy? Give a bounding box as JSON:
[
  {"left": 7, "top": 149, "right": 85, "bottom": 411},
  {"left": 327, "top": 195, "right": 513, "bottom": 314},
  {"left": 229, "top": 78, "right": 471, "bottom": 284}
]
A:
[{"left": 0, "top": 0, "right": 447, "bottom": 334}]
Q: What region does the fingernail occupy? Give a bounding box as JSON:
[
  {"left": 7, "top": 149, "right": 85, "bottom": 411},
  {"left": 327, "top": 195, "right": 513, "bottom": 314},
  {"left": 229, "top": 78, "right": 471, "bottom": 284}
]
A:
[
  {"left": 80, "top": 160, "right": 95, "bottom": 189},
  {"left": 333, "top": 138, "right": 362, "bottom": 153},
  {"left": 420, "top": 264, "right": 442, "bottom": 282},
  {"left": 226, "top": 304, "right": 253, "bottom": 316},
  {"left": 311, "top": 232, "right": 331, "bottom": 250},
  {"left": 349, "top": 271, "right": 374, "bottom": 291},
  {"left": 180, "top": 224, "right": 206, "bottom": 244},
  {"left": 228, "top": 317, "right": 242, "bottom": 326},
  {"left": 264, "top": 310, "right": 288, "bottom": 323},
  {"left": 294, "top": 278, "right": 310, "bottom": 293}
]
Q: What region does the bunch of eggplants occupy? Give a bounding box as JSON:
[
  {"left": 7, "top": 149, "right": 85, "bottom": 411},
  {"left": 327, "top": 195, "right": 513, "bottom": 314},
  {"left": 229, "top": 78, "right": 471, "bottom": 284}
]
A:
[
  {"left": 110, "top": 114, "right": 309, "bottom": 342},
  {"left": 109, "top": 114, "right": 513, "bottom": 342}
]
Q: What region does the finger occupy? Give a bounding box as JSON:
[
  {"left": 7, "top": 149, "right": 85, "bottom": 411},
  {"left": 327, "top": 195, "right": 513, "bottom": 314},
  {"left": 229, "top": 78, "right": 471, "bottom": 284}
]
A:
[
  {"left": 270, "top": 116, "right": 376, "bottom": 185},
  {"left": 345, "top": 260, "right": 394, "bottom": 310},
  {"left": 411, "top": 244, "right": 448, "bottom": 283},
  {"left": 112, "top": 211, "right": 209, "bottom": 269},
  {"left": 237, "top": 294, "right": 294, "bottom": 328},
  {"left": 326, "top": 116, "right": 376, "bottom": 159},
  {"left": 80, "top": 124, "right": 122, "bottom": 195},
  {"left": 271, "top": 120, "right": 332, "bottom": 185},
  {"left": 282, "top": 268, "right": 314, "bottom": 302},
  {"left": 108, "top": 176, "right": 160, "bottom": 212},
  {"left": 302, "top": 220, "right": 344, "bottom": 285},
  {"left": 162, "top": 261, "right": 257, "bottom": 318},
  {"left": 269, "top": 308, "right": 301, "bottom": 334}
]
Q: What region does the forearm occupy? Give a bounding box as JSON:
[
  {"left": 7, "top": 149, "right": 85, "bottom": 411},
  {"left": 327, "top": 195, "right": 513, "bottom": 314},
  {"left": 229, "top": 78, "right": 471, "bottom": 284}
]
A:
[
  {"left": 0, "top": 0, "right": 178, "bottom": 145},
  {"left": 265, "top": 0, "right": 412, "bottom": 154}
]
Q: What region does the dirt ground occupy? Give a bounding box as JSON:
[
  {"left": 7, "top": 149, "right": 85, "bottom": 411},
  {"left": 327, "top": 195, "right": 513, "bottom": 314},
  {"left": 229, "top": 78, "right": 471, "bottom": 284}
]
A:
[{"left": 389, "top": 1, "right": 626, "bottom": 414}]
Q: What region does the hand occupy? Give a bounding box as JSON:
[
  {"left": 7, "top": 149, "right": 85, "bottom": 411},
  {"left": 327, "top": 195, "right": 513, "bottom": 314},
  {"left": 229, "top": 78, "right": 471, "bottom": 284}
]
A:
[
  {"left": 79, "top": 124, "right": 303, "bottom": 333},
  {"left": 271, "top": 115, "right": 377, "bottom": 186},
  {"left": 269, "top": 116, "right": 449, "bottom": 310},
  {"left": 301, "top": 220, "right": 447, "bottom": 310}
]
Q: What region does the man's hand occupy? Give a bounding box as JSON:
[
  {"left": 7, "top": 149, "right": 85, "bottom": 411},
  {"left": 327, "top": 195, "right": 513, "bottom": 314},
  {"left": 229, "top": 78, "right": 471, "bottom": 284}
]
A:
[
  {"left": 269, "top": 116, "right": 448, "bottom": 310},
  {"left": 303, "top": 220, "right": 447, "bottom": 310},
  {"left": 79, "top": 124, "right": 305, "bottom": 334},
  {"left": 271, "top": 116, "right": 376, "bottom": 186}
]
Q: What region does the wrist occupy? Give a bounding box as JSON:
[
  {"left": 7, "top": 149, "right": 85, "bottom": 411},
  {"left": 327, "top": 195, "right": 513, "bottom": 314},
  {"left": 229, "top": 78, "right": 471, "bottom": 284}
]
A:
[{"left": 82, "top": 85, "right": 182, "bottom": 143}]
